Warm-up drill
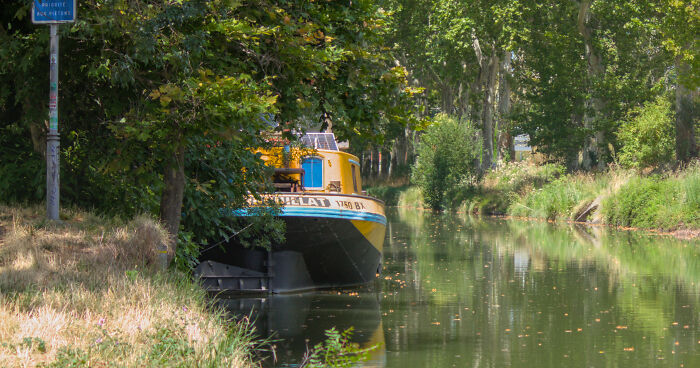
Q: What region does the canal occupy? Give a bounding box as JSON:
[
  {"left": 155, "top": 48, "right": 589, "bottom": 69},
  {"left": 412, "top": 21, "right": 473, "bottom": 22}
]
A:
[{"left": 223, "top": 207, "right": 700, "bottom": 367}]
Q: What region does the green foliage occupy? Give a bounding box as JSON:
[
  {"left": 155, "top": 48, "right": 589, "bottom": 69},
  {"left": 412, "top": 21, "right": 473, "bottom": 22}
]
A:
[
  {"left": 0, "top": 0, "right": 419, "bottom": 249},
  {"left": 411, "top": 114, "right": 480, "bottom": 210},
  {"left": 0, "top": 127, "right": 44, "bottom": 203},
  {"left": 385, "top": 0, "right": 684, "bottom": 168},
  {"left": 603, "top": 176, "right": 666, "bottom": 228},
  {"left": 397, "top": 186, "right": 424, "bottom": 208},
  {"left": 300, "top": 327, "right": 378, "bottom": 368},
  {"left": 47, "top": 347, "right": 90, "bottom": 368},
  {"left": 365, "top": 185, "right": 410, "bottom": 206},
  {"left": 143, "top": 328, "right": 196, "bottom": 366},
  {"left": 603, "top": 167, "right": 700, "bottom": 230},
  {"left": 395, "top": 162, "right": 567, "bottom": 214},
  {"left": 616, "top": 95, "right": 676, "bottom": 169},
  {"left": 508, "top": 176, "right": 592, "bottom": 220},
  {"left": 485, "top": 162, "right": 565, "bottom": 195},
  {"left": 21, "top": 337, "right": 47, "bottom": 354},
  {"left": 174, "top": 231, "right": 199, "bottom": 274}
]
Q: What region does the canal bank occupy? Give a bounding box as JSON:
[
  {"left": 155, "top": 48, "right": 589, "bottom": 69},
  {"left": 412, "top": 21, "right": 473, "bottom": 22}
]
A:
[
  {"left": 0, "top": 205, "right": 260, "bottom": 367},
  {"left": 367, "top": 162, "right": 700, "bottom": 238}
]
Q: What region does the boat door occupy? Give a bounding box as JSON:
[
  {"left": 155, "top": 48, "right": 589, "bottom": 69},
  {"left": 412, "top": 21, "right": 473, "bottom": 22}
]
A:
[{"left": 301, "top": 157, "right": 323, "bottom": 189}]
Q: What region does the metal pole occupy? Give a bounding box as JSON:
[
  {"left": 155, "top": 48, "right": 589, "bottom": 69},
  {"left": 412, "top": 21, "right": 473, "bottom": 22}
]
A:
[{"left": 47, "top": 24, "right": 60, "bottom": 220}]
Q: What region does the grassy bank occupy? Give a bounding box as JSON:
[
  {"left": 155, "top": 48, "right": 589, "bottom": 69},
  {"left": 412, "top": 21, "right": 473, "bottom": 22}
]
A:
[
  {"left": 0, "top": 206, "right": 259, "bottom": 367},
  {"left": 394, "top": 162, "right": 700, "bottom": 234}
]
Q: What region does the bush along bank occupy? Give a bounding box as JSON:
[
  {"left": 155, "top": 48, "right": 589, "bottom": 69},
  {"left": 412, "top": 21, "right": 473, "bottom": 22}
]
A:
[
  {"left": 398, "top": 162, "right": 700, "bottom": 234},
  {"left": 0, "top": 205, "right": 261, "bottom": 367}
]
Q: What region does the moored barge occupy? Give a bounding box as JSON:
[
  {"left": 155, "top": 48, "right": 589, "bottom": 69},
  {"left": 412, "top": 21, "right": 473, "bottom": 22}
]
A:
[{"left": 195, "top": 133, "right": 385, "bottom": 293}]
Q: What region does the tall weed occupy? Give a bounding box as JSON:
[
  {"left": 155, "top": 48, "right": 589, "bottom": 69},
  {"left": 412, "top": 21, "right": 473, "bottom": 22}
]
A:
[{"left": 603, "top": 165, "right": 700, "bottom": 229}]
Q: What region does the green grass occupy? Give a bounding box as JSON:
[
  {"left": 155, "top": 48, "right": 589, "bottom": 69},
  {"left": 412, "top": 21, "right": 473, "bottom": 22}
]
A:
[
  {"left": 459, "top": 162, "right": 566, "bottom": 215},
  {"left": 603, "top": 164, "right": 700, "bottom": 229},
  {"left": 396, "top": 160, "right": 699, "bottom": 232},
  {"left": 508, "top": 174, "right": 610, "bottom": 220}
]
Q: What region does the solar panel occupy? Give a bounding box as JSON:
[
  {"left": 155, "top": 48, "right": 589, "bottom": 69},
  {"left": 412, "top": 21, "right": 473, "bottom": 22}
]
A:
[{"left": 300, "top": 133, "right": 339, "bottom": 151}]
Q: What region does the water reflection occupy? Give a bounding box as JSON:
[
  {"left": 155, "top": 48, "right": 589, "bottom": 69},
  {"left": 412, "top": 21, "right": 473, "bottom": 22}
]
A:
[
  {"left": 382, "top": 207, "right": 700, "bottom": 367},
  {"left": 219, "top": 291, "right": 385, "bottom": 367},
  {"left": 222, "top": 209, "right": 700, "bottom": 367}
]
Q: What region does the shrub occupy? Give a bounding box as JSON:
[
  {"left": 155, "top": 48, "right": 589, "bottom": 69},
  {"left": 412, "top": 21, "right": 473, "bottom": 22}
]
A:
[
  {"left": 616, "top": 95, "right": 675, "bottom": 169},
  {"left": 410, "top": 114, "right": 480, "bottom": 210}
]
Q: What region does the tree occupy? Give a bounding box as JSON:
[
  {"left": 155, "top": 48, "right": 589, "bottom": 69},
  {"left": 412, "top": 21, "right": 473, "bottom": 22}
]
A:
[
  {"left": 0, "top": 0, "right": 419, "bottom": 254},
  {"left": 655, "top": 0, "right": 700, "bottom": 163}
]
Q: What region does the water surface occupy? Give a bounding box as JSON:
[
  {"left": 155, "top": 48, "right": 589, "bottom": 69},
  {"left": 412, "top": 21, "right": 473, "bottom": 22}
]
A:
[{"left": 225, "top": 208, "right": 700, "bottom": 367}]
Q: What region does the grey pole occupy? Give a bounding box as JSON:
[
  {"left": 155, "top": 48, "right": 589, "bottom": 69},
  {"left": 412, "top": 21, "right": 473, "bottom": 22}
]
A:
[{"left": 47, "top": 24, "right": 60, "bottom": 220}]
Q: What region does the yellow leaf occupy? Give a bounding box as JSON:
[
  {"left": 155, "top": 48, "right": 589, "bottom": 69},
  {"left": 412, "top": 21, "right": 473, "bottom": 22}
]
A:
[{"left": 160, "top": 95, "right": 172, "bottom": 106}]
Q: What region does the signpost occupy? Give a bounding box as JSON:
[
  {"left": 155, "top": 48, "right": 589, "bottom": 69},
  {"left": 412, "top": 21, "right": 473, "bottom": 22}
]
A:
[{"left": 32, "top": 1, "right": 76, "bottom": 220}]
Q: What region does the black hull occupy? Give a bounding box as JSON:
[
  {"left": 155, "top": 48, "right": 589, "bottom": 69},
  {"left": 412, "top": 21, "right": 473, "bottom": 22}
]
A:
[{"left": 196, "top": 216, "right": 383, "bottom": 293}]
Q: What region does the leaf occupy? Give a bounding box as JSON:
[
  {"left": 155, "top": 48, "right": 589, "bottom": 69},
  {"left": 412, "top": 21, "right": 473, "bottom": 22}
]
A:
[{"left": 159, "top": 95, "right": 172, "bottom": 106}]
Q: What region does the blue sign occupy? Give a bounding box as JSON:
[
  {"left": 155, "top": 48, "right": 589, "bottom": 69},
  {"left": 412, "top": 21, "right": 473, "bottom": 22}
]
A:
[{"left": 32, "top": 0, "right": 76, "bottom": 24}]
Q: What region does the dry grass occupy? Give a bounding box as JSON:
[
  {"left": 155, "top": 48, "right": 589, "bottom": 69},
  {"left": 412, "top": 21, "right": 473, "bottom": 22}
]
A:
[{"left": 0, "top": 205, "right": 258, "bottom": 367}]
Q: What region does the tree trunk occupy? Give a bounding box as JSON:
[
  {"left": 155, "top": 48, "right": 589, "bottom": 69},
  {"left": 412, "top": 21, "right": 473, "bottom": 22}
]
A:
[
  {"left": 160, "top": 144, "right": 186, "bottom": 248},
  {"left": 496, "top": 51, "right": 513, "bottom": 163},
  {"left": 386, "top": 147, "right": 395, "bottom": 179},
  {"left": 481, "top": 50, "right": 500, "bottom": 170},
  {"left": 675, "top": 59, "right": 699, "bottom": 164},
  {"left": 578, "top": 0, "right": 606, "bottom": 171}
]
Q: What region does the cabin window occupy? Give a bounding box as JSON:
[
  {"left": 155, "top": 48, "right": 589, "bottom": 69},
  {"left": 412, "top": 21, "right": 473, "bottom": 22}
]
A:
[
  {"left": 351, "top": 165, "right": 358, "bottom": 193},
  {"left": 302, "top": 157, "right": 323, "bottom": 188}
]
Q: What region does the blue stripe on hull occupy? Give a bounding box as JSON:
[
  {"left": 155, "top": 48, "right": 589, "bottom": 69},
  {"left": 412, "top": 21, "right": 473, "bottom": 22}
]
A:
[{"left": 233, "top": 207, "right": 387, "bottom": 226}]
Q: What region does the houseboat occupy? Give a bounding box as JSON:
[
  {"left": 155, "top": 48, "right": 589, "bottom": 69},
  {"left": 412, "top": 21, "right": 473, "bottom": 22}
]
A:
[{"left": 195, "top": 133, "right": 386, "bottom": 293}]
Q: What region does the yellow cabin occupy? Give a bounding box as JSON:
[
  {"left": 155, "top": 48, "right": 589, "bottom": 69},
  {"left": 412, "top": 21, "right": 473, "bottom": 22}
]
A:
[{"left": 260, "top": 133, "right": 363, "bottom": 195}]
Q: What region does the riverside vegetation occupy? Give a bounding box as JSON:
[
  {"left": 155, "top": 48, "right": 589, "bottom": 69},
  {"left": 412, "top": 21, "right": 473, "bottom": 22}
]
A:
[
  {"left": 0, "top": 205, "right": 261, "bottom": 367},
  {"left": 367, "top": 107, "right": 698, "bottom": 235},
  {"left": 368, "top": 162, "right": 700, "bottom": 236}
]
